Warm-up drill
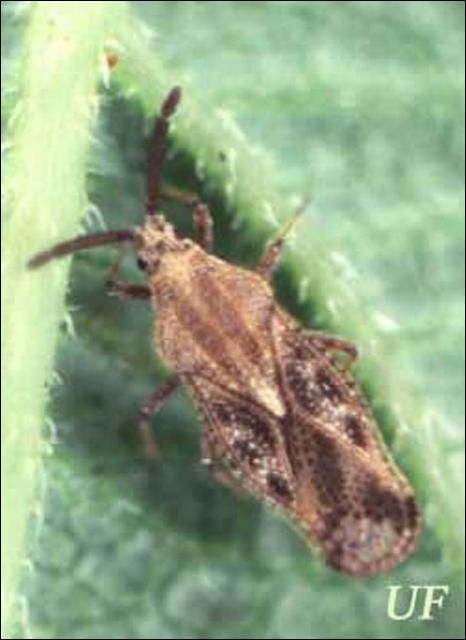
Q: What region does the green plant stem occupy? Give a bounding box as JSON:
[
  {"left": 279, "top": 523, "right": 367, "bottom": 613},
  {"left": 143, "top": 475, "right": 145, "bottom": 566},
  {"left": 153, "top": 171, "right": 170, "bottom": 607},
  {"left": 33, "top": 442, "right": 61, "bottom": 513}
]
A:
[{"left": 1, "top": 2, "right": 130, "bottom": 634}]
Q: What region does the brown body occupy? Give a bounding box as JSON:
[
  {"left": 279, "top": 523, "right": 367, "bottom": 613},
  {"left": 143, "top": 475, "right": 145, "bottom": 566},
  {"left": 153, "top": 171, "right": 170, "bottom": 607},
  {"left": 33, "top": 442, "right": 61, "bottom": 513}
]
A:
[
  {"left": 136, "top": 217, "right": 420, "bottom": 576},
  {"left": 28, "top": 87, "right": 420, "bottom": 576}
]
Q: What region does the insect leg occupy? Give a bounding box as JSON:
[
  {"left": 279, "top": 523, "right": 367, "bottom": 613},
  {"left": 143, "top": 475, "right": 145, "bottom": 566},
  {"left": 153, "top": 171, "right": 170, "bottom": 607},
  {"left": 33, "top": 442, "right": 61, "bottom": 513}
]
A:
[
  {"left": 161, "top": 184, "right": 214, "bottom": 252},
  {"left": 193, "top": 203, "right": 214, "bottom": 252},
  {"left": 106, "top": 281, "right": 151, "bottom": 300},
  {"left": 105, "top": 254, "right": 150, "bottom": 301},
  {"left": 138, "top": 376, "right": 180, "bottom": 458},
  {"left": 306, "top": 331, "right": 358, "bottom": 368},
  {"left": 161, "top": 184, "right": 200, "bottom": 207},
  {"left": 256, "top": 214, "right": 301, "bottom": 281}
]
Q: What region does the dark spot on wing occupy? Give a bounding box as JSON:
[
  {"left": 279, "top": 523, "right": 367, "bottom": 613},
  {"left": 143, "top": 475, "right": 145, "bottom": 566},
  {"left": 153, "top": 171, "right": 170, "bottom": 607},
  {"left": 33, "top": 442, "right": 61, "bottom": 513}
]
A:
[
  {"left": 309, "top": 430, "right": 345, "bottom": 506},
  {"left": 285, "top": 361, "right": 321, "bottom": 414},
  {"left": 322, "top": 505, "right": 349, "bottom": 534},
  {"left": 344, "top": 414, "right": 367, "bottom": 448},
  {"left": 267, "top": 472, "right": 294, "bottom": 503},
  {"left": 405, "top": 495, "right": 419, "bottom": 530},
  {"left": 316, "top": 367, "right": 344, "bottom": 403},
  {"left": 232, "top": 438, "right": 261, "bottom": 465},
  {"left": 211, "top": 402, "right": 276, "bottom": 453},
  {"left": 325, "top": 543, "right": 345, "bottom": 571},
  {"left": 363, "top": 478, "right": 406, "bottom": 533}
]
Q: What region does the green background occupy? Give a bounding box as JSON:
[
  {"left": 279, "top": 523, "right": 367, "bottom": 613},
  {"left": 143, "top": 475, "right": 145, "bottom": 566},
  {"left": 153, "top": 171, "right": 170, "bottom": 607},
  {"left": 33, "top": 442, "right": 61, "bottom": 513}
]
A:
[{"left": 2, "top": 1, "right": 464, "bottom": 638}]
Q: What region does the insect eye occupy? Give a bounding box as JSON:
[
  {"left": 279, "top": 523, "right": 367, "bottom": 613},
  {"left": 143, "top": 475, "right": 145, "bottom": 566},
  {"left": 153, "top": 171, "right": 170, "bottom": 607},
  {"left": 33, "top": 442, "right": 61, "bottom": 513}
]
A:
[{"left": 137, "top": 257, "right": 148, "bottom": 271}]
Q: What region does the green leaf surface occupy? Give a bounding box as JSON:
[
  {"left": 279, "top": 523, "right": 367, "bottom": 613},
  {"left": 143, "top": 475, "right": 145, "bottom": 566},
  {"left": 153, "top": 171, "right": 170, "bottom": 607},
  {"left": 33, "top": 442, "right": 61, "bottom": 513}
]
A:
[{"left": 2, "top": 1, "right": 464, "bottom": 639}]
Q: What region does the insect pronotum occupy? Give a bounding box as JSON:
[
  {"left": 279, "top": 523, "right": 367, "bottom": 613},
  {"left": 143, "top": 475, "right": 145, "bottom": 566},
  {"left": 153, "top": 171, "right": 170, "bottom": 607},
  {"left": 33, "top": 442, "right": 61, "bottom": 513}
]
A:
[{"left": 28, "top": 86, "right": 421, "bottom": 576}]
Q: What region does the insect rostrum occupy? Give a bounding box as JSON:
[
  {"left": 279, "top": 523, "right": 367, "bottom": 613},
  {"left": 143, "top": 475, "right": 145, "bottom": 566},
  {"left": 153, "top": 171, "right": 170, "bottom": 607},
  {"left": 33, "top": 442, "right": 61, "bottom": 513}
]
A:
[{"left": 28, "top": 86, "right": 421, "bottom": 576}]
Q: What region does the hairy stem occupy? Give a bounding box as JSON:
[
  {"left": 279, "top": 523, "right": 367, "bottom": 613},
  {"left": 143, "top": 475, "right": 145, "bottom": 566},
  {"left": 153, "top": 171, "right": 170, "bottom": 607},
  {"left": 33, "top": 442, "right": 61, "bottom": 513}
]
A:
[{"left": 1, "top": 1, "right": 129, "bottom": 634}]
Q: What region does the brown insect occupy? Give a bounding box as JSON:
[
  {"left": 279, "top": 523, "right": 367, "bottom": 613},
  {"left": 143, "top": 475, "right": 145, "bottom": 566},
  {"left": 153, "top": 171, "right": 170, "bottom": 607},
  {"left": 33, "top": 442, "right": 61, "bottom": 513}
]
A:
[{"left": 28, "top": 87, "right": 421, "bottom": 576}]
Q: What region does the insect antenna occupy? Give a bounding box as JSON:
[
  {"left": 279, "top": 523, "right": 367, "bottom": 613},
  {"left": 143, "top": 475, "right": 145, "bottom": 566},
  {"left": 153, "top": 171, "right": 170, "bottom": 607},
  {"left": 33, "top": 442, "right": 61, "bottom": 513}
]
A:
[
  {"left": 27, "top": 229, "right": 135, "bottom": 269},
  {"left": 146, "top": 86, "right": 182, "bottom": 218}
]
